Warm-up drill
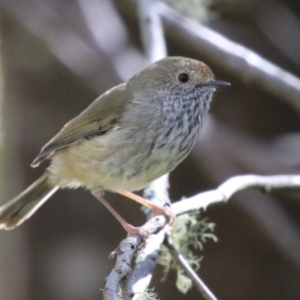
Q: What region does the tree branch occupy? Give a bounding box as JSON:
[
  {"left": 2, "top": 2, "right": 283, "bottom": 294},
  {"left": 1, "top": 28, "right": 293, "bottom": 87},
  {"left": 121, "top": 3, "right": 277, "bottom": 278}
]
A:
[
  {"left": 105, "top": 174, "right": 300, "bottom": 299},
  {"left": 102, "top": 215, "right": 168, "bottom": 300},
  {"left": 173, "top": 174, "right": 300, "bottom": 216}
]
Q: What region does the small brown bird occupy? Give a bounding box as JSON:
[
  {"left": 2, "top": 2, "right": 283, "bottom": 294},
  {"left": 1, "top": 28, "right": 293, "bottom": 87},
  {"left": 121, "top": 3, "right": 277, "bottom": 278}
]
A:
[{"left": 0, "top": 56, "right": 229, "bottom": 231}]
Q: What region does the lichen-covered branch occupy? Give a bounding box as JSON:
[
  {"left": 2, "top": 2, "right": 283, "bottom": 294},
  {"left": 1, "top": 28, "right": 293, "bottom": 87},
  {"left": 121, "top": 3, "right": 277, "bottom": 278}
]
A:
[
  {"left": 102, "top": 215, "right": 168, "bottom": 300},
  {"left": 105, "top": 174, "right": 300, "bottom": 299}
]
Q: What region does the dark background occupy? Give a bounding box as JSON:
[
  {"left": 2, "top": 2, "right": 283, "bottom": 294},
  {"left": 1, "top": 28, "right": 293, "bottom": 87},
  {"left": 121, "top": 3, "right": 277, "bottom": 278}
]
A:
[{"left": 0, "top": 0, "right": 300, "bottom": 299}]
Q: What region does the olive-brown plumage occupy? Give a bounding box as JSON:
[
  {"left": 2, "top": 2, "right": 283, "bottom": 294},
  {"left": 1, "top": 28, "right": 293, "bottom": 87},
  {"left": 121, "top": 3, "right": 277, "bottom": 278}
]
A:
[{"left": 0, "top": 56, "right": 229, "bottom": 229}]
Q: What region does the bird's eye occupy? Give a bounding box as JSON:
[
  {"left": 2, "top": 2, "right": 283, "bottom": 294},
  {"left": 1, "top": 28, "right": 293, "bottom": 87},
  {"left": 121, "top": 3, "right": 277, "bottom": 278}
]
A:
[{"left": 177, "top": 73, "right": 189, "bottom": 83}]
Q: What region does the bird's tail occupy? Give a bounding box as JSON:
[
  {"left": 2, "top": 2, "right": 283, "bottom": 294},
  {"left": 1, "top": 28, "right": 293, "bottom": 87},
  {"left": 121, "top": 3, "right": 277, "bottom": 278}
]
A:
[{"left": 0, "top": 171, "right": 58, "bottom": 230}]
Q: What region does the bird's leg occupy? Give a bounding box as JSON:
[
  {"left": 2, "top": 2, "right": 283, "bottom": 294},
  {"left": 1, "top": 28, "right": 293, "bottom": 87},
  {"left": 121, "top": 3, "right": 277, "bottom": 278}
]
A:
[
  {"left": 92, "top": 191, "right": 150, "bottom": 238},
  {"left": 117, "top": 190, "right": 175, "bottom": 226}
]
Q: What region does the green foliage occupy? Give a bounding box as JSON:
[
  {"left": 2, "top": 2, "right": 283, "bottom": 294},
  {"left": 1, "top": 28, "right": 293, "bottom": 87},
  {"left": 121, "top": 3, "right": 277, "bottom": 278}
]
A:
[
  {"left": 157, "top": 211, "right": 217, "bottom": 294},
  {"left": 164, "top": 0, "right": 213, "bottom": 22}
]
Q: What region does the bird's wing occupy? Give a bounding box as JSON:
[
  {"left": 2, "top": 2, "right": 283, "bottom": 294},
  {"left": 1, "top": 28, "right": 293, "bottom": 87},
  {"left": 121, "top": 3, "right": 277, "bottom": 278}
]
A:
[{"left": 31, "top": 83, "right": 131, "bottom": 167}]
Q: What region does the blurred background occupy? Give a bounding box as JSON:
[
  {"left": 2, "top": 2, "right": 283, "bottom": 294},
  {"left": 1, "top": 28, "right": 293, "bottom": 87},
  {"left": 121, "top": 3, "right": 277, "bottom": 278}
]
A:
[{"left": 1, "top": 0, "right": 300, "bottom": 299}]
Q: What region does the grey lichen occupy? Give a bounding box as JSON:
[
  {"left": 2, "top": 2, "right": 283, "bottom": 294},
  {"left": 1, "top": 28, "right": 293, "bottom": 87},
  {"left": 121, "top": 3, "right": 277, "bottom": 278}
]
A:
[{"left": 158, "top": 211, "right": 217, "bottom": 293}]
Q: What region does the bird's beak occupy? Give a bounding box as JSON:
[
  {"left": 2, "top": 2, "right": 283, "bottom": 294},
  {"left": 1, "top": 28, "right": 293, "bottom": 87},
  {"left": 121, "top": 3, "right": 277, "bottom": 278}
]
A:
[{"left": 205, "top": 79, "right": 231, "bottom": 87}]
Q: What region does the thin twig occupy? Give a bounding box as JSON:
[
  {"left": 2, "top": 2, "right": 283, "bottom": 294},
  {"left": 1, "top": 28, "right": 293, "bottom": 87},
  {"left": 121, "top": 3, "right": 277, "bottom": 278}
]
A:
[
  {"left": 173, "top": 174, "right": 300, "bottom": 215},
  {"left": 165, "top": 235, "right": 218, "bottom": 300}
]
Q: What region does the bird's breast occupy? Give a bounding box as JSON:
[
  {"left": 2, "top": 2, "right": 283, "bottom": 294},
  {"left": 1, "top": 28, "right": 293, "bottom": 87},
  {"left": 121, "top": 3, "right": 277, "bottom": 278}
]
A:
[{"left": 48, "top": 104, "right": 203, "bottom": 192}]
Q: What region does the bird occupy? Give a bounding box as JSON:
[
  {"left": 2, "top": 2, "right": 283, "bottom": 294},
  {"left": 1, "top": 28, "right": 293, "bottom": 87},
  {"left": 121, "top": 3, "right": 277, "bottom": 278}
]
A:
[{"left": 0, "top": 56, "right": 229, "bottom": 232}]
